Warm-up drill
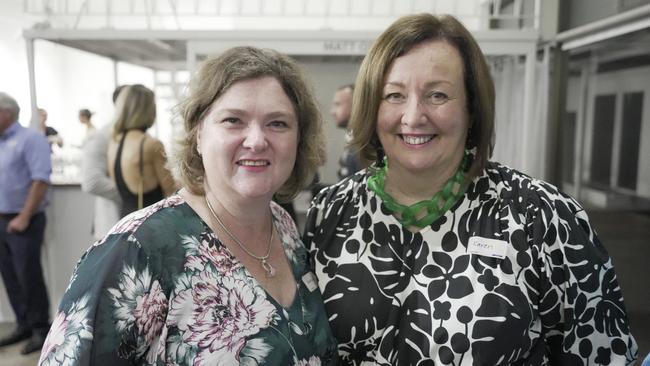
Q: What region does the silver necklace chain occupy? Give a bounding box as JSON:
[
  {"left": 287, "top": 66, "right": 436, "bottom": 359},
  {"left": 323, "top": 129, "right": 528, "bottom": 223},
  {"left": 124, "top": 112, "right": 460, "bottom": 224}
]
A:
[{"left": 204, "top": 196, "right": 276, "bottom": 277}]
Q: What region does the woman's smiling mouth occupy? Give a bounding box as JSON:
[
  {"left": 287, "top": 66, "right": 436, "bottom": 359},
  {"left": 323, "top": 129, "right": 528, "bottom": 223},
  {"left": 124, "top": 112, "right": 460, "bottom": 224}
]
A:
[{"left": 400, "top": 134, "right": 435, "bottom": 145}]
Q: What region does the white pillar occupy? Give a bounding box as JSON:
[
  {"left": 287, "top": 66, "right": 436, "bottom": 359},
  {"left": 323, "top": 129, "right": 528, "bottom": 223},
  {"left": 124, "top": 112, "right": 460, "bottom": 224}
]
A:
[
  {"left": 26, "top": 38, "right": 39, "bottom": 129},
  {"left": 521, "top": 46, "right": 537, "bottom": 176}
]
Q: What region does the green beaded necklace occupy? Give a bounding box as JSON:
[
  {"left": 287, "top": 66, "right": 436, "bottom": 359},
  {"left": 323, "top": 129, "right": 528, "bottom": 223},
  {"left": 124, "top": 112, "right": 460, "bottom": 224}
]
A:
[{"left": 367, "top": 152, "right": 470, "bottom": 229}]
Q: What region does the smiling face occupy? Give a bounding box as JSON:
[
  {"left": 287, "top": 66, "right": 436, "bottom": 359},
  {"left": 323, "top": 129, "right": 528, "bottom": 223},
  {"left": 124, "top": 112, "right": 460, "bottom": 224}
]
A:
[
  {"left": 377, "top": 39, "right": 469, "bottom": 180},
  {"left": 197, "top": 77, "right": 299, "bottom": 202}
]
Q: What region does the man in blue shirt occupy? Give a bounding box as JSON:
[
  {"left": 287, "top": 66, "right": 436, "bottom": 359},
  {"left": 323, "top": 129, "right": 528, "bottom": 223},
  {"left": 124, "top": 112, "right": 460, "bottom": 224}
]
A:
[{"left": 0, "top": 92, "right": 52, "bottom": 355}]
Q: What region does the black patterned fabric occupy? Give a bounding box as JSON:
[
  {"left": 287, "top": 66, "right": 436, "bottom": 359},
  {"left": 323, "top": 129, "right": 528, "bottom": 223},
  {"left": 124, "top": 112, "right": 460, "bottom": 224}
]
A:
[{"left": 303, "top": 162, "right": 638, "bottom": 365}]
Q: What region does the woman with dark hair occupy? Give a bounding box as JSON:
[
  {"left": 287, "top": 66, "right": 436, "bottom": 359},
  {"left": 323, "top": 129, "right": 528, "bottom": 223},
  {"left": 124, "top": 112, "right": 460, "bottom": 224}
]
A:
[
  {"left": 39, "top": 46, "right": 337, "bottom": 365},
  {"left": 304, "top": 13, "right": 637, "bottom": 365}
]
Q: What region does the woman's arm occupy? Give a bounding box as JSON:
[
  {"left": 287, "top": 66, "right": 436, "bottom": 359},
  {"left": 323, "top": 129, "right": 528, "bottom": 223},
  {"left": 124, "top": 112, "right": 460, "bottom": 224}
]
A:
[
  {"left": 536, "top": 195, "right": 638, "bottom": 365},
  {"left": 149, "top": 138, "right": 178, "bottom": 197},
  {"left": 80, "top": 127, "right": 121, "bottom": 203},
  {"left": 38, "top": 232, "right": 165, "bottom": 365}
]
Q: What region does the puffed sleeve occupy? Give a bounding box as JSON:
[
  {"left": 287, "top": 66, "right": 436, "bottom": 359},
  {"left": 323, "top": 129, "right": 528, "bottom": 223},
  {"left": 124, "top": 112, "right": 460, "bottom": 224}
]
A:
[
  {"left": 534, "top": 192, "right": 638, "bottom": 365},
  {"left": 38, "top": 232, "right": 168, "bottom": 365},
  {"left": 303, "top": 184, "right": 334, "bottom": 252}
]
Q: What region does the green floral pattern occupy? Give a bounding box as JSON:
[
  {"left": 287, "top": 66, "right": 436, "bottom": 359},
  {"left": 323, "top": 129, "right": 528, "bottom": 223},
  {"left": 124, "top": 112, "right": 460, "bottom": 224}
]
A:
[{"left": 38, "top": 194, "right": 338, "bottom": 365}]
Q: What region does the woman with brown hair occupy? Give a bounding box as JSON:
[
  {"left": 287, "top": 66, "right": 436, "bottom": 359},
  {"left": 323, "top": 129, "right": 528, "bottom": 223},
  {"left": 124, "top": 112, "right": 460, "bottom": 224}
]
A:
[{"left": 304, "top": 13, "right": 637, "bottom": 365}]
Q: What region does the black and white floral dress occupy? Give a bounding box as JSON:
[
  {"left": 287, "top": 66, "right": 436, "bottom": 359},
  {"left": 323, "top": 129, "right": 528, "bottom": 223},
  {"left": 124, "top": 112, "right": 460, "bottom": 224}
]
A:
[{"left": 304, "top": 162, "right": 638, "bottom": 365}]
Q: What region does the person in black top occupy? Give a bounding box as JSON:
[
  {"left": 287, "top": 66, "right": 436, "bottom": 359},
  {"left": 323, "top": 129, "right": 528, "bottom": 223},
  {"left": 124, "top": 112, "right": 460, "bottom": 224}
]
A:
[
  {"left": 106, "top": 85, "right": 176, "bottom": 217},
  {"left": 38, "top": 108, "right": 62, "bottom": 148}
]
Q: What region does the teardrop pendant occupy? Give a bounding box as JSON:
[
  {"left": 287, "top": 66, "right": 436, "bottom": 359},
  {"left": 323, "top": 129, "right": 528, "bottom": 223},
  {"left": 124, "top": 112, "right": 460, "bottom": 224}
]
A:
[{"left": 261, "top": 259, "right": 276, "bottom": 278}]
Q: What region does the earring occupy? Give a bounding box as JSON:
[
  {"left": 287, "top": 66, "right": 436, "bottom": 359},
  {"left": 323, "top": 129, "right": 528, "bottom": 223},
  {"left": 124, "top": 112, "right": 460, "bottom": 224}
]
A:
[{"left": 376, "top": 145, "right": 385, "bottom": 168}]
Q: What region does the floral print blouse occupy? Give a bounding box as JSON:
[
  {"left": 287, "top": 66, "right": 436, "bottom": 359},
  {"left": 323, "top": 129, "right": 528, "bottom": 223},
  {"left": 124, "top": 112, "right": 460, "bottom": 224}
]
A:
[
  {"left": 304, "top": 162, "right": 638, "bottom": 365},
  {"left": 39, "top": 194, "right": 338, "bottom": 365}
]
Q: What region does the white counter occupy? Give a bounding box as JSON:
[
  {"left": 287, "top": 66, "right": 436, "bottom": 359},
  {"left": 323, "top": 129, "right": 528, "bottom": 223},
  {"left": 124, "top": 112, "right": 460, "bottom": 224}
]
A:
[{"left": 0, "top": 184, "right": 95, "bottom": 322}]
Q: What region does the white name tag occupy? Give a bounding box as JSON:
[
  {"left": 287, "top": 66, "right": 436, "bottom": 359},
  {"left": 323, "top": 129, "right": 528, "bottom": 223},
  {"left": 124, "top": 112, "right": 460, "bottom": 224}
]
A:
[
  {"left": 302, "top": 272, "right": 319, "bottom": 292},
  {"left": 468, "top": 237, "right": 508, "bottom": 259}
]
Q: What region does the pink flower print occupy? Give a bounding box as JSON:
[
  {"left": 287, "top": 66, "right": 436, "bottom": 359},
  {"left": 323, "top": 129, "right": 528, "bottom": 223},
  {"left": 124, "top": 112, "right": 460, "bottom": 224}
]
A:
[
  {"left": 199, "top": 233, "right": 242, "bottom": 274},
  {"left": 270, "top": 201, "right": 301, "bottom": 259},
  {"left": 184, "top": 233, "right": 242, "bottom": 274},
  {"left": 39, "top": 312, "right": 67, "bottom": 363},
  {"left": 145, "top": 322, "right": 168, "bottom": 364},
  {"left": 38, "top": 295, "right": 93, "bottom": 366},
  {"left": 271, "top": 201, "right": 299, "bottom": 239},
  {"left": 295, "top": 356, "right": 322, "bottom": 366},
  {"left": 168, "top": 272, "right": 275, "bottom": 364},
  {"left": 133, "top": 280, "right": 168, "bottom": 345}
]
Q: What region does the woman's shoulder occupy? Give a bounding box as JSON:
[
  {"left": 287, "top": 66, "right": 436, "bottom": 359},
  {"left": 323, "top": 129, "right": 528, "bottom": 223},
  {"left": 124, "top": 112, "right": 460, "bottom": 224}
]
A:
[
  {"left": 143, "top": 133, "right": 165, "bottom": 151},
  {"left": 311, "top": 169, "right": 369, "bottom": 208},
  {"left": 474, "top": 161, "right": 583, "bottom": 214},
  {"left": 270, "top": 200, "right": 299, "bottom": 233},
  {"left": 101, "top": 194, "right": 191, "bottom": 247}
]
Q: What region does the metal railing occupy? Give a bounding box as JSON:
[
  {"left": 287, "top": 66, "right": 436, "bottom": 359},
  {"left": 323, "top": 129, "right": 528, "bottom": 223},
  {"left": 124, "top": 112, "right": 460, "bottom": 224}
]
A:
[{"left": 23, "top": 0, "right": 540, "bottom": 31}]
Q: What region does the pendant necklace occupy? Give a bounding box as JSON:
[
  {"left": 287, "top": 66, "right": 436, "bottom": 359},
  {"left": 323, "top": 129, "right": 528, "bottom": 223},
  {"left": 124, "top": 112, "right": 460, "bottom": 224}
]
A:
[{"left": 204, "top": 196, "right": 276, "bottom": 278}]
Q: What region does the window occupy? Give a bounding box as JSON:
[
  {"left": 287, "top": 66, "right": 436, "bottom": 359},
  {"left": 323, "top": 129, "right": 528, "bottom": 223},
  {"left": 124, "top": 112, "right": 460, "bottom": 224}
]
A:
[
  {"left": 563, "top": 111, "right": 577, "bottom": 184},
  {"left": 617, "top": 92, "right": 644, "bottom": 190},
  {"left": 590, "top": 94, "right": 616, "bottom": 187}
]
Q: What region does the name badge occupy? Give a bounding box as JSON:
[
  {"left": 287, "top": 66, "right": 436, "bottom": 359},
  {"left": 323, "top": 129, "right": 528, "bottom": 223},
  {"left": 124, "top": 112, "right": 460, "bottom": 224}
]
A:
[
  {"left": 468, "top": 237, "right": 508, "bottom": 259},
  {"left": 302, "top": 272, "right": 319, "bottom": 292}
]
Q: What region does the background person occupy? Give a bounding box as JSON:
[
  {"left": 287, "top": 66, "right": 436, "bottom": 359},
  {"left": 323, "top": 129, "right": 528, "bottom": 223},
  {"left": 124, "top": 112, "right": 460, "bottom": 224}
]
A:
[
  {"left": 38, "top": 46, "right": 337, "bottom": 365},
  {"left": 106, "top": 84, "right": 176, "bottom": 217},
  {"left": 330, "top": 84, "right": 361, "bottom": 180},
  {"left": 0, "top": 92, "right": 52, "bottom": 355},
  {"left": 78, "top": 108, "right": 96, "bottom": 141},
  {"left": 38, "top": 108, "right": 63, "bottom": 148},
  {"left": 80, "top": 86, "right": 125, "bottom": 240},
  {"left": 304, "top": 13, "right": 637, "bottom": 365}
]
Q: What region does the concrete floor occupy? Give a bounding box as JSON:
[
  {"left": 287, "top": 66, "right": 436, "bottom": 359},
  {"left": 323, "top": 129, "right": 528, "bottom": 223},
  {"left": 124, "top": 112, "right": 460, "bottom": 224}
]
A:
[
  {"left": 0, "top": 209, "right": 647, "bottom": 365},
  {"left": 0, "top": 323, "right": 40, "bottom": 366},
  {"left": 587, "top": 209, "right": 650, "bottom": 362}
]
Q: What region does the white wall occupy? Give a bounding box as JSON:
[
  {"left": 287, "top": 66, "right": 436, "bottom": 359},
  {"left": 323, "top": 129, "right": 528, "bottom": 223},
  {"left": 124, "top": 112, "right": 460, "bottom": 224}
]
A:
[
  {"left": 0, "top": 0, "right": 43, "bottom": 126},
  {"left": 300, "top": 58, "right": 361, "bottom": 185},
  {"left": 0, "top": 1, "right": 157, "bottom": 142}
]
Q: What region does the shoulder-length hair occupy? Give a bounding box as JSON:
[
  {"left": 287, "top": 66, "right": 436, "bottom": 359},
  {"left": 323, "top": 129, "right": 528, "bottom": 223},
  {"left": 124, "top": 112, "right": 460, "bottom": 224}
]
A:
[
  {"left": 112, "top": 84, "right": 156, "bottom": 137},
  {"left": 350, "top": 13, "right": 495, "bottom": 180},
  {"left": 171, "top": 46, "right": 325, "bottom": 202}
]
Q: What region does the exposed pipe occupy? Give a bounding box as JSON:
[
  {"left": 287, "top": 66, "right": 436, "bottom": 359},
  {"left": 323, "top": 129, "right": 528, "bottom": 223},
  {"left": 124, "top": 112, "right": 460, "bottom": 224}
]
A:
[{"left": 556, "top": 3, "right": 650, "bottom": 43}]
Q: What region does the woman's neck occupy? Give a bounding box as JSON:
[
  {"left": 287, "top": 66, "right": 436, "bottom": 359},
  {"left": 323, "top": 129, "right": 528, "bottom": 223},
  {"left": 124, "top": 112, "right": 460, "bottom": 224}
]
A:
[
  {"left": 202, "top": 183, "right": 274, "bottom": 242},
  {"left": 181, "top": 187, "right": 273, "bottom": 242},
  {"left": 384, "top": 157, "right": 462, "bottom": 206},
  {"left": 211, "top": 193, "right": 271, "bottom": 227}
]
